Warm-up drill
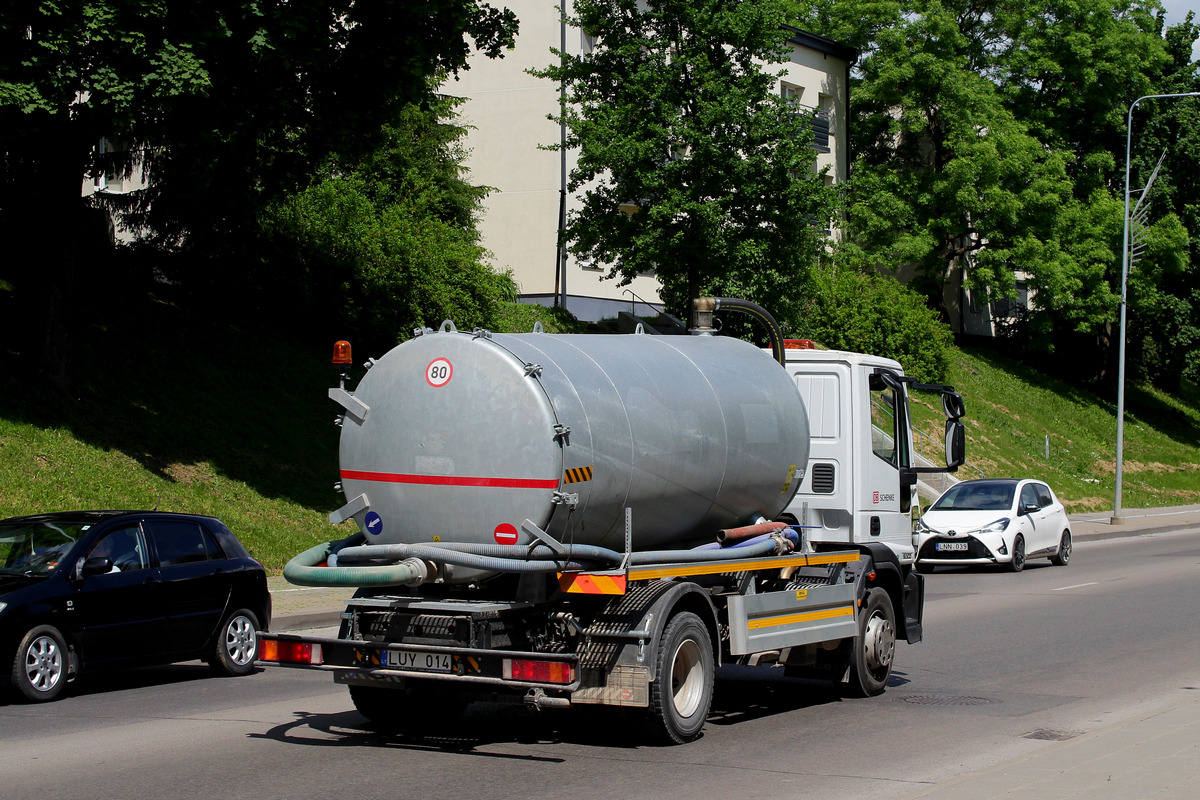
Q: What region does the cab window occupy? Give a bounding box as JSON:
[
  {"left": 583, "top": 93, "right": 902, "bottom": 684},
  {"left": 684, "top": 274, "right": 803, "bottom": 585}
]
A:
[{"left": 1020, "top": 484, "right": 1040, "bottom": 511}]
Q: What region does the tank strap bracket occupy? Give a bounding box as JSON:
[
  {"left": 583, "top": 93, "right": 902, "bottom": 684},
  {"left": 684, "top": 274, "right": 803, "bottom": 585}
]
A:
[
  {"left": 551, "top": 491, "right": 579, "bottom": 508},
  {"left": 553, "top": 424, "right": 571, "bottom": 445}
]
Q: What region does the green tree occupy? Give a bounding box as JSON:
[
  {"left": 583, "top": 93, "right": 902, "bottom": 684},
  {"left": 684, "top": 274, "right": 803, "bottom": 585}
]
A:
[
  {"left": 1122, "top": 13, "right": 1200, "bottom": 390},
  {"left": 793, "top": 0, "right": 1191, "bottom": 384},
  {"left": 533, "top": 0, "right": 836, "bottom": 315},
  {"left": 260, "top": 96, "right": 517, "bottom": 352},
  {"left": 0, "top": 0, "right": 517, "bottom": 385}
]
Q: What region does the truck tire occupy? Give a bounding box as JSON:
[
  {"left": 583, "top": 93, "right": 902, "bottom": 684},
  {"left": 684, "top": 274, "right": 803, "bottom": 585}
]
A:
[
  {"left": 846, "top": 588, "right": 896, "bottom": 698},
  {"left": 647, "top": 612, "right": 714, "bottom": 744},
  {"left": 11, "top": 625, "right": 69, "bottom": 702}
]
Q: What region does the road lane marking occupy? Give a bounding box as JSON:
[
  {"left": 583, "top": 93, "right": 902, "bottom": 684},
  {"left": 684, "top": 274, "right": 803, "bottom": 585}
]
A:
[{"left": 1054, "top": 582, "right": 1099, "bottom": 591}]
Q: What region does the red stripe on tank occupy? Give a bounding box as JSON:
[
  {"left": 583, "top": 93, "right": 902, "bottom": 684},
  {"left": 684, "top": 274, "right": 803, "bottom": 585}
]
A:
[{"left": 341, "top": 470, "right": 559, "bottom": 489}]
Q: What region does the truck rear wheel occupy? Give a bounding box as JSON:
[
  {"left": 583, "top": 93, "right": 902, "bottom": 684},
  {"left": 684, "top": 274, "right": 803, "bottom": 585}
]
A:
[
  {"left": 647, "top": 612, "right": 714, "bottom": 744},
  {"left": 846, "top": 587, "right": 896, "bottom": 698}
]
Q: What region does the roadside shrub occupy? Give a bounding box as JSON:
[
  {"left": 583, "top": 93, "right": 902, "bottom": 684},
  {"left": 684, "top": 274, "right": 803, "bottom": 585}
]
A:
[{"left": 794, "top": 268, "right": 952, "bottom": 383}]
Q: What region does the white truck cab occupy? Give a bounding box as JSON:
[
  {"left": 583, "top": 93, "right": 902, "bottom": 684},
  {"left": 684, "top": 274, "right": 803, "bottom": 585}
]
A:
[{"left": 780, "top": 344, "right": 964, "bottom": 564}]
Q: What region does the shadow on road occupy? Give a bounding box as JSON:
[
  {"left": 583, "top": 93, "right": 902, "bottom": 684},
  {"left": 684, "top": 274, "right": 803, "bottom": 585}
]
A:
[{"left": 246, "top": 668, "right": 865, "bottom": 752}]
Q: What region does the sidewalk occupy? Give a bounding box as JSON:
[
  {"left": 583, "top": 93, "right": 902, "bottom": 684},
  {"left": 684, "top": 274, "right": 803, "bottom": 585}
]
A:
[{"left": 893, "top": 693, "right": 1200, "bottom": 799}]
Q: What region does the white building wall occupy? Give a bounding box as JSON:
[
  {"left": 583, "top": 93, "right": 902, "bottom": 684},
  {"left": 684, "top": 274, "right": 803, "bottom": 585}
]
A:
[{"left": 450, "top": 5, "right": 854, "bottom": 321}]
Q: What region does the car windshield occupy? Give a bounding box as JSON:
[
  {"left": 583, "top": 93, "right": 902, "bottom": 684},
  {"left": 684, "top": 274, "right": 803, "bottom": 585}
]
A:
[
  {"left": 931, "top": 482, "right": 1016, "bottom": 512},
  {"left": 0, "top": 520, "right": 89, "bottom": 576}
]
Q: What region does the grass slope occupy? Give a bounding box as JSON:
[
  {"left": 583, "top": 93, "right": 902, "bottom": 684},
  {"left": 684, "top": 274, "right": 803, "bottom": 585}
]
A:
[
  {"left": 909, "top": 346, "right": 1200, "bottom": 512},
  {"left": 2, "top": 300, "right": 1195, "bottom": 572}
]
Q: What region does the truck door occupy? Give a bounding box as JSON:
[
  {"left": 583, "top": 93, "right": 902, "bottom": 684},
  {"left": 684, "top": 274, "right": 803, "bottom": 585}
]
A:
[{"left": 862, "top": 370, "right": 913, "bottom": 548}]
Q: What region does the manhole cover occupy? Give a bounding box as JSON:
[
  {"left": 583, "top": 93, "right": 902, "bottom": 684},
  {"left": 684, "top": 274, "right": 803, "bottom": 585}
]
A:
[
  {"left": 1023, "top": 729, "right": 1078, "bottom": 741},
  {"left": 900, "top": 695, "right": 996, "bottom": 706}
]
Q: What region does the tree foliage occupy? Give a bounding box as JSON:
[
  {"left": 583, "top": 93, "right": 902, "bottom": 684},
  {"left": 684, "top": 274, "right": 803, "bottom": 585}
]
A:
[
  {"left": 792, "top": 0, "right": 1199, "bottom": 388},
  {"left": 798, "top": 268, "right": 953, "bottom": 382},
  {"left": 534, "top": 0, "right": 836, "bottom": 313},
  {"left": 259, "top": 96, "right": 517, "bottom": 351},
  {"left": 0, "top": 0, "right": 517, "bottom": 382}
]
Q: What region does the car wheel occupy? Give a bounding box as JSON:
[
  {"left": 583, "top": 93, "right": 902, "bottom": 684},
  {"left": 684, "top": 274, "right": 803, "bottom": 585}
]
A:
[
  {"left": 646, "top": 612, "right": 714, "bottom": 744},
  {"left": 1007, "top": 534, "right": 1026, "bottom": 573},
  {"left": 1050, "top": 530, "right": 1072, "bottom": 566},
  {"left": 210, "top": 609, "right": 259, "bottom": 676},
  {"left": 11, "top": 625, "right": 68, "bottom": 702},
  {"left": 846, "top": 587, "right": 896, "bottom": 697}
]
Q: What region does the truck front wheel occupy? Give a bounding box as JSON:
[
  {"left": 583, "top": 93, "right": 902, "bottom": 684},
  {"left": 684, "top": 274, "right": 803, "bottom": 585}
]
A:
[
  {"left": 647, "top": 611, "right": 714, "bottom": 744},
  {"left": 846, "top": 587, "right": 896, "bottom": 697}
]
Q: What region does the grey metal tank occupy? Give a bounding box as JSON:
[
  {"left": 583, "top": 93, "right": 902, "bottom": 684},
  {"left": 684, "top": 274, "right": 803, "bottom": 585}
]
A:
[{"left": 331, "top": 325, "right": 809, "bottom": 567}]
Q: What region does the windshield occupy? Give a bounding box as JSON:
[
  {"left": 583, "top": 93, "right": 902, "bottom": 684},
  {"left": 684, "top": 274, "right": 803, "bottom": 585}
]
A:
[
  {"left": 931, "top": 482, "right": 1016, "bottom": 512},
  {"left": 0, "top": 521, "right": 89, "bottom": 576}
]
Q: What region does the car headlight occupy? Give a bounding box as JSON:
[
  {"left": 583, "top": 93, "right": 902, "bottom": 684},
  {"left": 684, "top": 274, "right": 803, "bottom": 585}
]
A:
[{"left": 977, "top": 518, "right": 1011, "bottom": 535}]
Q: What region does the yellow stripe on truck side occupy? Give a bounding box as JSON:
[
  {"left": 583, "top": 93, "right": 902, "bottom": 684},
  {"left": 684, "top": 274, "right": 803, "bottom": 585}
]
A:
[
  {"left": 747, "top": 605, "right": 855, "bottom": 630},
  {"left": 627, "top": 553, "right": 858, "bottom": 581}
]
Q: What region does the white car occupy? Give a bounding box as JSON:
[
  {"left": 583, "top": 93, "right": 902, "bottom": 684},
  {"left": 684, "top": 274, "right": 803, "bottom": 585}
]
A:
[{"left": 914, "top": 478, "right": 1071, "bottom": 573}]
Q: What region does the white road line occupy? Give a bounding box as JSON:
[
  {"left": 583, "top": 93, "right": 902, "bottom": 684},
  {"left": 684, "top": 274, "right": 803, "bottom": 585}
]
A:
[{"left": 1054, "top": 582, "right": 1099, "bottom": 591}]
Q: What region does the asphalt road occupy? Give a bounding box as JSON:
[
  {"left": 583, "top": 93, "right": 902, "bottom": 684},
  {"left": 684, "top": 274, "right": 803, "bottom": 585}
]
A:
[{"left": 1, "top": 528, "right": 1196, "bottom": 800}]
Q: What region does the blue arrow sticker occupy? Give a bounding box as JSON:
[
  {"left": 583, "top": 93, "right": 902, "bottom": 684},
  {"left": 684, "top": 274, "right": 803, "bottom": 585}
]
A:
[{"left": 364, "top": 511, "right": 383, "bottom": 537}]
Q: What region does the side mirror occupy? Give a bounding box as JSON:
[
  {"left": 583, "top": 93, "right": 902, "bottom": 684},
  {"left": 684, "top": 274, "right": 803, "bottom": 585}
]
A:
[
  {"left": 942, "top": 391, "right": 966, "bottom": 421},
  {"left": 900, "top": 468, "right": 918, "bottom": 488},
  {"left": 944, "top": 420, "right": 965, "bottom": 470},
  {"left": 80, "top": 556, "right": 113, "bottom": 578},
  {"left": 1020, "top": 502, "right": 1039, "bottom": 516}
]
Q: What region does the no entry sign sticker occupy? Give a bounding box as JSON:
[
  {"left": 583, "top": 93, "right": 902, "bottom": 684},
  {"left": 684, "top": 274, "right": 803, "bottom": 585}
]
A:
[{"left": 494, "top": 523, "right": 519, "bottom": 545}]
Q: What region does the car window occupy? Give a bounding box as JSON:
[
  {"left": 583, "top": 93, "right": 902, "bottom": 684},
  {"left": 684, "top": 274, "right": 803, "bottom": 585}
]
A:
[
  {"left": 147, "top": 520, "right": 224, "bottom": 566},
  {"left": 88, "top": 525, "right": 149, "bottom": 572},
  {"left": 0, "top": 521, "right": 88, "bottom": 575},
  {"left": 931, "top": 482, "right": 1015, "bottom": 511},
  {"left": 1035, "top": 484, "right": 1054, "bottom": 507},
  {"left": 1020, "top": 484, "right": 1040, "bottom": 510}
]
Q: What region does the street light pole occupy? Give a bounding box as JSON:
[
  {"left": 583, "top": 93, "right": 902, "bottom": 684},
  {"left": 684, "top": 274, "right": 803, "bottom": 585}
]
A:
[{"left": 1112, "top": 92, "right": 1200, "bottom": 524}]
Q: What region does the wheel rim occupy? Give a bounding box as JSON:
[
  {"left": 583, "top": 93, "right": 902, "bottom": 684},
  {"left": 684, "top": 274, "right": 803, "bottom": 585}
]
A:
[
  {"left": 862, "top": 611, "right": 896, "bottom": 673},
  {"left": 24, "top": 635, "right": 64, "bottom": 694},
  {"left": 224, "top": 615, "right": 257, "bottom": 666},
  {"left": 1060, "top": 533, "right": 1072, "bottom": 562},
  {"left": 670, "top": 638, "right": 705, "bottom": 719},
  {"left": 1013, "top": 537, "right": 1025, "bottom": 570}
]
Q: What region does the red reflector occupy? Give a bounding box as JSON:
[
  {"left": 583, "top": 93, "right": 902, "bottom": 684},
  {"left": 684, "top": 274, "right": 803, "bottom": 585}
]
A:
[
  {"left": 506, "top": 659, "right": 574, "bottom": 684},
  {"left": 783, "top": 339, "right": 817, "bottom": 350},
  {"left": 261, "top": 640, "right": 316, "bottom": 665}
]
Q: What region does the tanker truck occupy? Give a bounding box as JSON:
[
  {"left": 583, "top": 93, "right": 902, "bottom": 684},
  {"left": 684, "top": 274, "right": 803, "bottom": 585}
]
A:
[{"left": 258, "top": 298, "right": 966, "bottom": 743}]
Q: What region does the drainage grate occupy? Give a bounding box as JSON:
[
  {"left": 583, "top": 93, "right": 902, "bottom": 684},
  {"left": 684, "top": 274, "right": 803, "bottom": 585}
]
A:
[
  {"left": 900, "top": 695, "right": 996, "bottom": 706},
  {"left": 1022, "top": 729, "right": 1078, "bottom": 741}
]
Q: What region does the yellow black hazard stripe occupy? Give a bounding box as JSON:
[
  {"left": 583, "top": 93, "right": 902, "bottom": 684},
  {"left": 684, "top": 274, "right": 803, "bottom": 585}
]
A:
[{"left": 563, "top": 466, "right": 593, "bottom": 484}]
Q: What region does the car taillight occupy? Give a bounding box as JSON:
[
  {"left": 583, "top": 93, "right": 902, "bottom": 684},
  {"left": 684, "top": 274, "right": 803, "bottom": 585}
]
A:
[
  {"left": 503, "top": 658, "right": 575, "bottom": 684},
  {"left": 260, "top": 639, "right": 323, "bottom": 665}
]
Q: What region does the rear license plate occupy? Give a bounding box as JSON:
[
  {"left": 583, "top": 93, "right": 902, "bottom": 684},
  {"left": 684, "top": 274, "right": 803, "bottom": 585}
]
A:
[
  {"left": 382, "top": 650, "right": 453, "bottom": 672},
  {"left": 936, "top": 542, "right": 968, "bottom": 552}
]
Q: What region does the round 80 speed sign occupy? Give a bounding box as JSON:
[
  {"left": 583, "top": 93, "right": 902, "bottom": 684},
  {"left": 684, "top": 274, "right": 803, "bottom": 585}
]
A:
[{"left": 425, "top": 358, "right": 453, "bottom": 388}]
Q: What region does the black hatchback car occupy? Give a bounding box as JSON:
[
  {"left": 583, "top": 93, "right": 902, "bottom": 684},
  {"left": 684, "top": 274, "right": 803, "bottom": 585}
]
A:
[{"left": 0, "top": 511, "right": 271, "bottom": 702}]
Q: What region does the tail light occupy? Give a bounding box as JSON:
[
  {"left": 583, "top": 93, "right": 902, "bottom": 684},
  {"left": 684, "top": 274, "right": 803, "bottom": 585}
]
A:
[
  {"left": 260, "top": 639, "right": 323, "bottom": 665},
  {"left": 503, "top": 658, "right": 575, "bottom": 684}
]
